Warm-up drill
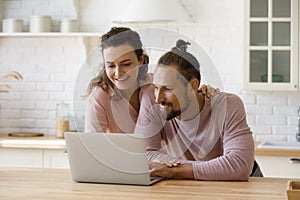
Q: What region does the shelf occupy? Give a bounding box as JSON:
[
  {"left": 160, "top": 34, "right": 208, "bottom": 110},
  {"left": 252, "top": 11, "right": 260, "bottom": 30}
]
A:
[{"left": 0, "top": 32, "right": 102, "bottom": 38}]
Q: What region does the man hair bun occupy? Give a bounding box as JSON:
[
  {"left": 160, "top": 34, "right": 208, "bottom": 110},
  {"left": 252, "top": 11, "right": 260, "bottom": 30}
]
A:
[{"left": 172, "top": 39, "right": 191, "bottom": 52}]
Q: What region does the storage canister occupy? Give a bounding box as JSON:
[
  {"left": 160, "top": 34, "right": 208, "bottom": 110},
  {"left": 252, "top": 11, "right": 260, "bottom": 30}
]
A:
[
  {"left": 2, "top": 18, "right": 23, "bottom": 32},
  {"left": 60, "top": 19, "right": 79, "bottom": 32},
  {"left": 29, "top": 15, "right": 51, "bottom": 32},
  {"left": 56, "top": 102, "right": 71, "bottom": 138}
]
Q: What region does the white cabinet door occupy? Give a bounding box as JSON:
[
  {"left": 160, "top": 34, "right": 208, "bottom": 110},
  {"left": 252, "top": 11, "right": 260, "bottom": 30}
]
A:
[
  {"left": 244, "top": 0, "right": 299, "bottom": 91},
  {"left": 0, "top": 148, "right": 69, "bottom": 168},
  {"left": 255, "top": 155, "right": 300, "bottom": 178},
  {"left": 43, "top": 149, "right": 69, "bottom": 169},
  {"left": 0, "top": 148, "right": 43, "bottom": 167}
]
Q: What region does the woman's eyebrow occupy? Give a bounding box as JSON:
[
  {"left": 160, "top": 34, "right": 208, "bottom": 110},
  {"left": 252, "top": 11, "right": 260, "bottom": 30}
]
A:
[
  {"left": 105, "top": 58, "right": 132, "bottom": 65},
  {"left": 119, "top": 59, "right": 131, "bottom": 63}
]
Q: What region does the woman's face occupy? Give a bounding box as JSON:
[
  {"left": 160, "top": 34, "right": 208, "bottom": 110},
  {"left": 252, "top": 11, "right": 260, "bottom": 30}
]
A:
[{"left": 103, "top": 44, "right": 144, "bottom": 91}]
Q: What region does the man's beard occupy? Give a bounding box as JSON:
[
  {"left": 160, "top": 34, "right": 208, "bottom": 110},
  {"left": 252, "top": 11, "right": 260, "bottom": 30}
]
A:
[
  {"left": 166, "top": 109, "right": 182, "bottom": 120},
  {"left": 165, "top": 100, "right": 190, "bottom": 121},
  {"left": 161, "top": 89, "right": 191, "bottom": 121}
]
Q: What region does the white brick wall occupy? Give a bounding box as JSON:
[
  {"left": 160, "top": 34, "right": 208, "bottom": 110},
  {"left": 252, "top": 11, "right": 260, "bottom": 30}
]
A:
[
  {"left": 0, "top": 37, "right": 88, "bottom": 134},
  {"left": 0, "top": 0, "right": 299, "bottom": 141}
]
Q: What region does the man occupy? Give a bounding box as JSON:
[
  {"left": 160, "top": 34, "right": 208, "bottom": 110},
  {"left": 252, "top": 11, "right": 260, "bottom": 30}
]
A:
[{"left": 135, "top": 40, "right": 262, "bottom": 180}]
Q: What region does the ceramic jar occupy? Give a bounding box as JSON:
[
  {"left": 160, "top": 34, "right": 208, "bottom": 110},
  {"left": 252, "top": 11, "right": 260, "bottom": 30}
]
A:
[
  {"left": 2, "top": 18, "right": 23, "bottom": 32},
  {"left": 60, "top": 19, "right": 79, "bottom": 32},
  {"left": 29, "top": 16, "right": 51, "bottom": 32}
]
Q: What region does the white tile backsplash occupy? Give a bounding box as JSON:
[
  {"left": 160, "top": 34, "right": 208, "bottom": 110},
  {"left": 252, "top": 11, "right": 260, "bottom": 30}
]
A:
[{"left": 0, "top": 0, "right": 299, "bottom": 141}]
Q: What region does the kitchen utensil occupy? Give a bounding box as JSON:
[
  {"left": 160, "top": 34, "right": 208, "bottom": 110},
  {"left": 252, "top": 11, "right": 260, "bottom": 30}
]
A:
[{"left": 8, "top": 132, "right": 44, "bottom": 137}]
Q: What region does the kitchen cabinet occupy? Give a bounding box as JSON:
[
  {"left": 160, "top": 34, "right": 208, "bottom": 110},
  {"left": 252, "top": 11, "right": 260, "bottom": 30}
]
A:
[
  {"left": 0, "top": 148, "right": 43, "bottom": 167},
  {"left": 255, "top": 155, "right": 300, "bottom": 178},
  {"left": 0, "top": 148, "right": 69, "bottom": 168},
  {"left": 244, "top": 0, "right": 299, "bottom": 90},
  {"left": 43, "top": 149, "right": 69, "bottom": 168},
  {"left": 0, "top": 136, "right": 69, "bottom": 168}
]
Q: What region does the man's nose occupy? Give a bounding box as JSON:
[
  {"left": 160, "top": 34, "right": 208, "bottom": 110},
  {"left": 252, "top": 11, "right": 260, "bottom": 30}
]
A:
[{"left": 155, "top": 88, "right": 164, "bottom": 103}]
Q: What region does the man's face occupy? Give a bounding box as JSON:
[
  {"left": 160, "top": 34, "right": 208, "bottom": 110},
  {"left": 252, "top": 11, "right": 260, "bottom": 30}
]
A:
[{"left": 153, "top": 65, "right": 190, "bottom": 120}]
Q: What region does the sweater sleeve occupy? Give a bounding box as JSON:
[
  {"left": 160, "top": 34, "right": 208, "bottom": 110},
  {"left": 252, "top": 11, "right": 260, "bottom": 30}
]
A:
[
  {"left": 135, "top": 85, "right": 182, "bottom": 162},
  {"left": 192, "top": 94, "right": 254, "bottom": 180},
  {"left": 84, "top": 88, "right": 109, "bottom": 133},
  {"left": 137, "top": 90, "right": 254, "bottom": 181}
]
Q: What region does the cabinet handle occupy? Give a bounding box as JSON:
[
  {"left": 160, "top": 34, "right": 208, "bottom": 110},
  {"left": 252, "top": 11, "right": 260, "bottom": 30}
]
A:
[
  {"left": 64, "top": 150, "right": 68, "bottom": 156},
  {"left": 289, "top": 158, "right": 300, "bottom": 163}
]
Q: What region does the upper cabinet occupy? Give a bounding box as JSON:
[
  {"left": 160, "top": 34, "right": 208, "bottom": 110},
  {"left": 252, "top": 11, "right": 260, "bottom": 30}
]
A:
[{"left": 244, "top": 0, "right": 298, "bottom": 90}]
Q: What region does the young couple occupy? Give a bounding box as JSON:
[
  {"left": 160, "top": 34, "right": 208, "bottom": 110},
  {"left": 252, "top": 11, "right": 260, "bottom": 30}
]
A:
[{"left": 84, "top": 27, "right": 262, "bottom": 181}]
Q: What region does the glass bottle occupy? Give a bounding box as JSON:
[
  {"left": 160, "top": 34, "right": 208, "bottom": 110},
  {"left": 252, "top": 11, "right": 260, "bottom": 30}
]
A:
[
  {"left": 297, "top": 106, "right": 300, "bottom": 142},
  {"left": 56, "top": 102, "right": 70, "bottom": 138}
]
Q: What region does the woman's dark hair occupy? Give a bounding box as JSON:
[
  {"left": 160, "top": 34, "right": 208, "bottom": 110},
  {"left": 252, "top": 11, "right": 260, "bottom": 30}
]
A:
[
  {"left": 84, "top": 27, "right": 149, "bottom": 97},
  {"left": 157, "top": 39, "right": 201, "bottom": 84}
]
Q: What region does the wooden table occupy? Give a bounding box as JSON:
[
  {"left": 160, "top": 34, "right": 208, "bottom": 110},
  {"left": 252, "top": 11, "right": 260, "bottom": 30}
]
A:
[{"left": 0, "top": 167, "right": 295, "bottom": 200}]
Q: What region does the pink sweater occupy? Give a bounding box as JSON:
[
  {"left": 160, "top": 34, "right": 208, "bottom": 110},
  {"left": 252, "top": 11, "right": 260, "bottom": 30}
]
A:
[
  {"left": 136, "top": 89, "right": 255, "bottom": 181},
  {"left": 85, "top": 83, "right": 154, "bottom": 133}
]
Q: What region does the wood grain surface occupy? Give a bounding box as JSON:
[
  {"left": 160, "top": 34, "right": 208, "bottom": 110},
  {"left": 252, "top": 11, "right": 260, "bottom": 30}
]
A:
[{"left": 0, "top": 167, "right": 297, "bottom": 200}]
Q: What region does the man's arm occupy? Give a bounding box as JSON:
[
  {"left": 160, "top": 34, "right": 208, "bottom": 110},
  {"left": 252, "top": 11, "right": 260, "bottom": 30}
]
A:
[
  {"left": 150, "top": 163, "right": 194, "bottom": 179},
  {"left": 135, "top": 85, "right": 181, "bottom": 162},
  {"left": 147, "top": 94, "right": 254, "bottom": 181},
  {"left": 191, "top": 94, "right": 254, "bottom": 181}
]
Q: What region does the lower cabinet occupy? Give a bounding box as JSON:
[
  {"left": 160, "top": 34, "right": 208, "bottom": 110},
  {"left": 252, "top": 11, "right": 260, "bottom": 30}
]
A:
[
  {"left": 43, "top": 149, "right": 69, "bottom": 168},
  {"left": 255, "top": 155, "right": 300, "bottom": 178},
  {"left": 0, "top": 148, "right": 69, "bottom": 169}
]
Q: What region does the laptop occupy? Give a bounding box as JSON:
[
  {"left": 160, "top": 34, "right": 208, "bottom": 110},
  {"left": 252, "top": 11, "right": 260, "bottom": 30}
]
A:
[{"left": 64, "top": 132, "right": 164, "bottom": 185}]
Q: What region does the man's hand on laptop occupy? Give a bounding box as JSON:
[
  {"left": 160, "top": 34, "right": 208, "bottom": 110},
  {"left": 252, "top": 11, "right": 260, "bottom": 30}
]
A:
[
  {"left": 149, "top": 160, "right": 181, "bottom": 178},
  {"left": 149, "top": 160, "right": 194, "bottom": 179},
  {"left": 149, "top": 159, "right": 180, "bottom": 170}
]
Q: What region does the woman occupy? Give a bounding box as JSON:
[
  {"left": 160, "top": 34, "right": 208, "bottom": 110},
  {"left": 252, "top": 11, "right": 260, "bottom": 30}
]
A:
[{"left": 84, "top": 27, "right": 217, "bottom": 133}]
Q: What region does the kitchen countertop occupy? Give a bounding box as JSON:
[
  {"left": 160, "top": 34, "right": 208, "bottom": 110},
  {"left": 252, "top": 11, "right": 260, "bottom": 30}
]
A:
[
  {"left": 254, "top": 148, "right": 300, "bottom": 157},
  {"left": 0, "top": 134, "right": 66, "bottom": 149},
  {"left": 254, "top": 142, "right": 300, "bottom": 157},
  {"left": 0, "top": 167, "right": 296, "bottom": 200},
  {"left": 0, "top": 134, "right": 299, "bottom": 156}
]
